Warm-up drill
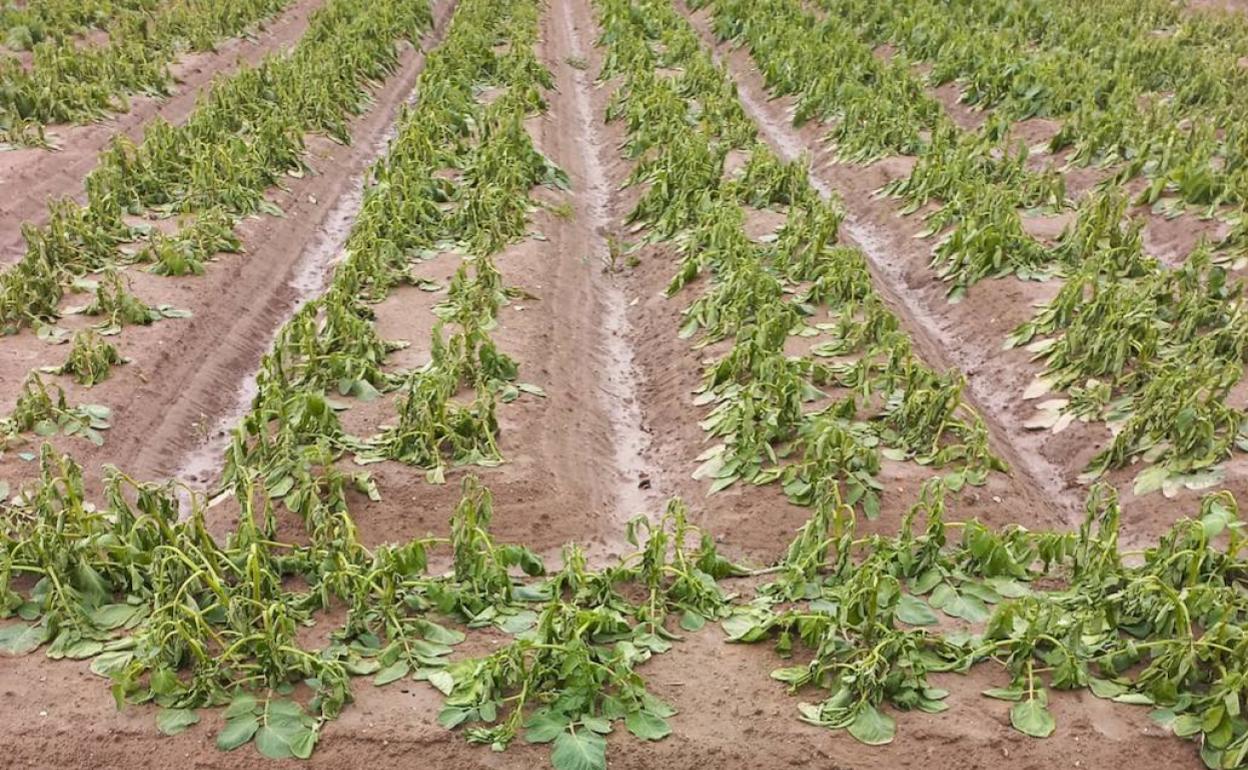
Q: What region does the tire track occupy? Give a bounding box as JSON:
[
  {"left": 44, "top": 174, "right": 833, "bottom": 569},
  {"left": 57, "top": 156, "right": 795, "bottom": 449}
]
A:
[{"left": 552, "top": 0, "right": 660, "bottom": 530}]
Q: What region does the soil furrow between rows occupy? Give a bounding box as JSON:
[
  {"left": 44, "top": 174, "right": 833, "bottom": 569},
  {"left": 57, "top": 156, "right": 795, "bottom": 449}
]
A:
[{"left": 676, "top": 0, "right": 1075, "bottom": 529}]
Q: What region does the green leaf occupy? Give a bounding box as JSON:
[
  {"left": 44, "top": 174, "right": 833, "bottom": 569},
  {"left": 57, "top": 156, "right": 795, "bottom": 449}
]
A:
[
  {"left": 1132, "top": 464, "right": 1169, "bottom": 496},
  {"left": 625, "top": 710, "right": 671, "bottom": 741},
  {"left": 895, "top": 594, "right": 938, "bottom": 626},
  {"left": 722, "top": 613, "right": 766, "bottom": 642},
  {"left": 60, "top": 637, "right": 103, "bottom": 660},
  {"left": 1112, "top": 692, "right": 1154, "bottom": 705},
  {"left": 255, "top": 725, "right": 295, "bottom": 759},
  {"left": 1010, "top": 699, "right": 1056, "bottom": 738},
  {"left": 930, "top": 583, "right": 989, "bottom": 623},
  {"left": 223, "top": 694, "right": 259, "bottom": 719},
  {"left": 374, "top": 661, "right": 410, "bottom": 686},
  {"left": 847, "top": 705, "right": 895, "bottom": 745},
  {"left": 679, "top": 611, "right": 706, "bottom": 632},
  {"left": 90, "top": 603, "right": 140, "bottom": 630},
  {"left": 524, "top": 710, "right": 570, "bottom": 744},
  {"left": 89, "top": 650, "right": 134, "bottom": 677},
  {"left": 0, "top": 623, "right": 51, "bottom": 655},
  {"left": 438, "top": 706, "right": 472, "bottom": 729},
  {"left": 156, "top": 708, "right": 200, "bottom": 736},
  {"left": 1171, "top": 713, "right": 1204, "bottom": 737},
  {"left": 426, "top": 669, "right": 455, "bottom": 696},
  {"left": 1088, "top": 678, "right": 1127, "bottom": 699},
  {"left": 551, "top": 729, "right": 607, "bottom": 770},
  {"left": 581, "top": 716, "right": 612, "bottom": 734},
  {"left": 217, "top": 716, "right": 259, "bottom": 751},
  {"left": 290, "top": 728, "right": 317, "bottom": 759},
  {"left": 265, "top": 700, "right": 304, "bottom": 724}
]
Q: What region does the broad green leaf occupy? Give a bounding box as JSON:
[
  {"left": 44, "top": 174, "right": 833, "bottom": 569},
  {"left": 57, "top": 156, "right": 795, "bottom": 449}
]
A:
[
  {"left": 895, "top": 594, "right": 938, "bottom": 626},
  {"left": 426, "top": 669, "right": 455, "bottom": 696},
  {"left": 438, "top": 706, "right": 472, "bottom": 729},
  {"left": 89, "top": 603, "right": 140, "bottom": 630},
  {"left": 551, "top": 729, "right": 606, "bottom": 770},
  {"left": 722, "top": 613, "right": 766, "bottom": 642},
  {"left": 255, "top": 725, "right": 295, "bottom": 759},
  {"left": 1088, "top": 678, "right": 1127, "bottom": 699},
  {"left": 156, "top": 708, "right": 200, "bottom": 736},
  {"left": 1171, "top": 714, "right": 1204, "bottom": 737},
  {"left": 847, "top": 705, "right": 895, "bottom": 745},
  {"left": 679, "top": 611, "right": 706, "bottom": 632},
  {"left": 581, "top": 716, "right": 612, "bottom": 734},
  {"left": 1132, "top": 465, "right": 1169, "bottom": 497},
  {"left": 1010, "top": 700, "right": 1055, "bottom": 738},
  {"left": 374, "top": 661, "right": 410, "bottom": 686},
  {"left": 1112, "top": 692, "right": 1154, "bottom": 705},
  {"left": 625, "top": 710, "right": 671, "bottom": 741},
  {"left": 290, "top": 728, "right": 317, "bottom": 760},
  {"left": 0, "top": 623, "right": 51, "bottom": 655},
  {"left": 524, "top": 710, "right": 569, "bottom": 744},
  {"left": 223, "top": 694, "right": 259, "bottom": 719},
  {"left": 89, "top": 650, "right": 134, "bottom": 677},
  {"left": 217, "top": 716, "right": 259, "bottom": 751}
]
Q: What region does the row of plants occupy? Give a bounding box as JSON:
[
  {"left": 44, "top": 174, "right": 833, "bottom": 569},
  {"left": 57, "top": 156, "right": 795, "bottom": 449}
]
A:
[
  {"left": 0, "top": 270, "right": 179, "bottom": 453},
  {"left": 694, "top": 0, "right": 1248, "bottom": 497},
  {"left": 1, "top": 0, "right": 152, "bottom": 49},
  {"left": 1006, "top": 191, "right": 1248, "bottom": 496},
  {"left": 727, "top": 472, "right": 1248, "bottom": 769},
  {"left": 597, "top": 1, "right": 1248, "bottom": 766},
  {"left": 818, "top": 0, "right": 1248, "bottom": 220},
  {"left": 597, "top": 0, "right": 1005, "bottom": 522},
  {"left": 224, "top": 0, "right": 563, "bottom": 500},
  {"left": 0, "top": 0, "right": 293, "bottom": 146},
  {"left": 698, "top": 0, "right": 1066, "bottom": 295},
  {"left": 0, "top": 0, "right": 432, "bottom": 341}
]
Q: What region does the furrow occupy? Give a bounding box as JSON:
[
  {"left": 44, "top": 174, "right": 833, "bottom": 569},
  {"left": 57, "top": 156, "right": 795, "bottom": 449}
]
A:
[{"left": 675, "top": 0, "right": 1077, "bottom": 525}]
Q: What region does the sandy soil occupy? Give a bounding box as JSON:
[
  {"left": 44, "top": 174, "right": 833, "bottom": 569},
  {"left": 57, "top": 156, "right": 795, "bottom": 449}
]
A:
[{"left": 0, "top": 0, "right": 1226, "bottom": 767}]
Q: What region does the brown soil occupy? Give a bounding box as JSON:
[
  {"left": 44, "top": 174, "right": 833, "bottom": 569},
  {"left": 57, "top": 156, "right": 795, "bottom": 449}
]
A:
[
  {"left": 0, "top": 0, "right": 1226, "bottom": 769},
  {"left": 0, "top": 0, "right": 328, "bottom": 267}
]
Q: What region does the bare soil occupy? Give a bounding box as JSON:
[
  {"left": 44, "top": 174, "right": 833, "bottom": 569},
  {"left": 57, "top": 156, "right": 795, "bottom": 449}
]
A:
[{"left": 0, "top": 0, "right": 1233, "bottom": 767}]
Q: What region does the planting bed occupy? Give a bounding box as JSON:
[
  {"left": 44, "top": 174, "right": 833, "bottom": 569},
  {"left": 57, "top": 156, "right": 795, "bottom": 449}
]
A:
[{"left": 3, "top": 0, "right": 1248, "bottom": 768}]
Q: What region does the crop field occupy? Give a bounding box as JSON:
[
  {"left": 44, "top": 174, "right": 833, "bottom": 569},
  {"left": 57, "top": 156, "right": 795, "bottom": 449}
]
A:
[{"left": 4, "top": 0, "right": 1248, "bottom": 767}]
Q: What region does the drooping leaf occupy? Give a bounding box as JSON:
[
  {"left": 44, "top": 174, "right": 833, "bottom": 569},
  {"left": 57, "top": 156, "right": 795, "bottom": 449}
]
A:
[
  {"left": 550, "top": 729, "right": 607, "bottom": 770},
  {"left": 847, "top": 705, "right": 895, "bottom": 745},
  {"left": 1010, "top": 699, "right": 1056, "bottom": 738}
]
